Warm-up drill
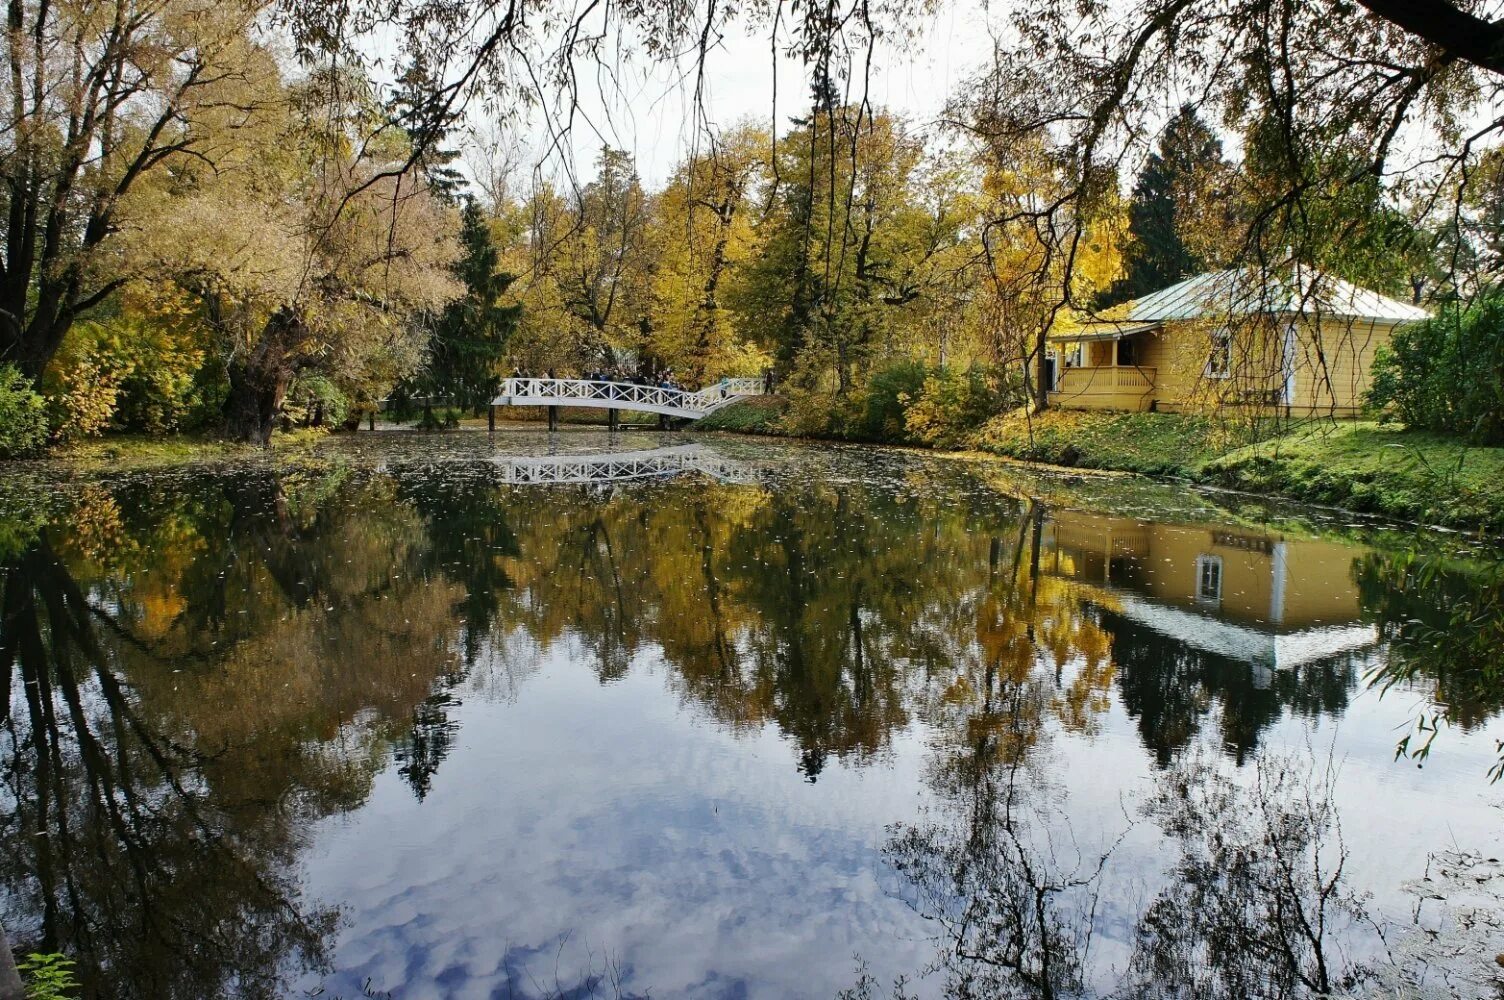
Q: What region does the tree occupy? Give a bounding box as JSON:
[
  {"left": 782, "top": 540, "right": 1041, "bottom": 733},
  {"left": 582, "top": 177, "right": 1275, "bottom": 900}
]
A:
[
  {"left": 387, "top": 56, "right": 469, "bottom": 206},
  {"left": 560, "top": 148, "right": 655, "bottom": 372},
  {"left": 1116, "top": 106, "right": 1236, "bottom": 302},
  {"left": 129, "top": 66, "right": 460, "bottom": 444},
  {"left": 960, "top": 122, "right": 1123, "bottom": 410},
  {"left": 959, "top": 0, "right": 1504, "bottom": 333},
  {"left": 733, "top": 95, "right": 962, "bottom": 395},
  {"left": 405, "top": 199, "right": 519, "bottom": 414},
  {"left": 0, "top": 0, "right": 270, "bottom": 382},
  {"left": 647, "top": 124, "right": 770, "bottom": 384}
]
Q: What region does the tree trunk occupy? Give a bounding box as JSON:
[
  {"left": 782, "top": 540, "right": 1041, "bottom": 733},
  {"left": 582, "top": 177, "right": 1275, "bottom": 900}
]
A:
[
  {"left": 221, "top": 308, "right": 307, "bottom": 446},
  {"left": 1032, "top": 329, "right": 1052, "bottom": 413}
]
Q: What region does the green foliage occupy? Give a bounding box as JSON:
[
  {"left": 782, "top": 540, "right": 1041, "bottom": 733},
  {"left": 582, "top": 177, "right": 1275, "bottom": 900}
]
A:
[
  {"left": 903, "top": 367, "right": 1011, "bottom": 448},
  {"left": 1355, "top": 551, "right": 1504, "bottom": 781},
  {"left": 45, "top": 314, "right": 211, "bottom": 441},
  {"left": 856, "top": 361, "right": 929, "bottom": 442},
  {"left": 17, "top": 952, "right": 79, "bottom": 1000},
  {"left": 724, "top": 362, "right": 1013, "bottom": 447},
  {"left": 1369, "top": 293, "right": 1504, "bottom": 444},
  {"left": 0, "top": 364, "right": 49, "bottom": 458},
  {"left": 284, "top": 372, "right": 351, "bottom": 428},
  {"left": 416, "top": 405, "right": 461, "bottom": 430},
  {"left": 695, "top": 395, "right": 790, "bottom": 434}
]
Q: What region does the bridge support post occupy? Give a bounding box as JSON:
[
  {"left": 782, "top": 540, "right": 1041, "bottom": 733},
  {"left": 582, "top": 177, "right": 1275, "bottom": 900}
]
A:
[
  {"left": 547, "top": 405, "right": 558, "bottom": 431},
  {"left": 487, "top": 405, "right": 495, "bottom": 433},
  {"left": 368, "top": 409, "right": 375, "bottom": 431},
  {"left": 608, "top": 408, "right": 619, "bottom": 432},
  {"left": 658, "top": 412, "right": 667, "bottom": 430}
]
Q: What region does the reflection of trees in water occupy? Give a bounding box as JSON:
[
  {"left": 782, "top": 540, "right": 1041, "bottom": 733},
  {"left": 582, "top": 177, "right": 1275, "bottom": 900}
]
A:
[
  {"left": 1355, "top": 550, "right": 1504, "bottom": 780},
  {"left": 885, "top": 756, "right": 1118, "bottom": 999},
  {"left": 485, "top": 475, "right": 1123, "bottom": 780},
  {"left": 1125, "top": 752, "right": 1371, "bottom": 999},
  {"left": 881, "top": 743, "right": 1388, "bottom": 999},
  {"left": 1105, "top": 611, "right": 1359, "bottom": 767},
  {"left": 0, "top": 471, "right": 472, "bottom": 998},
  {"left": 875, "top": 507, "right": 1125, "bottom": 1000},
  {"left": 8, "top": 456, "right": 1502, "bottom": 997}
]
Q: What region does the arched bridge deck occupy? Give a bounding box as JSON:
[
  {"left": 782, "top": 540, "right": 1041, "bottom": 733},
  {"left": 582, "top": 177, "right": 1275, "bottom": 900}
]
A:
[{"left": 492, "top": 377, "right": 762, "bottom": 420}]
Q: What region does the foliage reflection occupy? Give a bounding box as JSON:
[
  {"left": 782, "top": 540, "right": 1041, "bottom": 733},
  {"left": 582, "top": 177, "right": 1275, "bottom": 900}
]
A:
[{"left": 1, "top": 449, "right": 1500, "bottom": 997}]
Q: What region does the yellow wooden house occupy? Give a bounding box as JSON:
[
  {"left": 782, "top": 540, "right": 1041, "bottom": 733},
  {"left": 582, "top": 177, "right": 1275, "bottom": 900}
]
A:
[{"left": 1048, "top": 267, "right": 1429, "bottom": 417}]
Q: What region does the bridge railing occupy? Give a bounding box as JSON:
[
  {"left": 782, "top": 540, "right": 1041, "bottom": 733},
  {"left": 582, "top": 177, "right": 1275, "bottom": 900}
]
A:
[
  {"left": 497, "top": 377, "right": 762, "bottom": 415},
  {"left": 496, "top": 445, "right": 756, "bottom": 484}
]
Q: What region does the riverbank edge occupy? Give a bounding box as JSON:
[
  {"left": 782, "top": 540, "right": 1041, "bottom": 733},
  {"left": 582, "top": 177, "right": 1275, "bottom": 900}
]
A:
[
  {"left": 694, "top": 399, "right": 1504, "bottom": 534},
  {"left": 10, "top": 405, "right": 1502, "bottom": 534}
]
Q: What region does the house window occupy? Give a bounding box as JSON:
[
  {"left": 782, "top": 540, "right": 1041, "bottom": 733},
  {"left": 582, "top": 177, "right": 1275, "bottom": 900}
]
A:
[
  {"left": 1206, "top": 328, "right": 1233, "bottom": 379},
  {"left": 1195, "top": 555, "right": 1223, "bottom": 606}
]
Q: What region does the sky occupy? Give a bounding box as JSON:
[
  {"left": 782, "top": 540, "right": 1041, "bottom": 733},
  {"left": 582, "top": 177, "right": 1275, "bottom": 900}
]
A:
[{"left": 452, "top": 1, "right": 1001, "bottom": 191}]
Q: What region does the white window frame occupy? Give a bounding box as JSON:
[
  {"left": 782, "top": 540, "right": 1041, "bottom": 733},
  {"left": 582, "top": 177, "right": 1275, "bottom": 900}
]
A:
[
  {"left": 1205, "top": 327, "right": 1233, "bottom": 380},
  {"left": 1195, "top": 554, "right": 1224, "bottom": 606}
]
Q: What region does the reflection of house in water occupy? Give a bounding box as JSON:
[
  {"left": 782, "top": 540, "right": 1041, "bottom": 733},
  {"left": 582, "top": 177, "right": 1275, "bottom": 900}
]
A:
[{"left": 1041, "top": 511, "right": 1378, "bottom": 684}]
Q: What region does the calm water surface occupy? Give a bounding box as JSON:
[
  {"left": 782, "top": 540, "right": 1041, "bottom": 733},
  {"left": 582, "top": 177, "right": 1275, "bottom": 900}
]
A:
[{"left": 2, "top": 432, "right": 1502, "bottom": 999}]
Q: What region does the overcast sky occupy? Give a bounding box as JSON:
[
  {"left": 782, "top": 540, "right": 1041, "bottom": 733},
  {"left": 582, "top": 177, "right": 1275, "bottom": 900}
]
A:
[{"left": 457, "top": 2, "right": 1000, "bottom": 190}]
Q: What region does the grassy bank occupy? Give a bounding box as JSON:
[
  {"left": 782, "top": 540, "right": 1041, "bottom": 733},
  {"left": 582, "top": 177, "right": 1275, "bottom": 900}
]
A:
[
  {"left": 974, "top": 411, "right": 1504, "bottom": 531},
  {"left": 701, "top": 399, "right": 1504, "bottom": 531},
  {"left": 1202, "top": 423, "right": 1504, "bottom": 531},
  {"left": 694, "top": 394, "right": 789, "bottom": 434}
]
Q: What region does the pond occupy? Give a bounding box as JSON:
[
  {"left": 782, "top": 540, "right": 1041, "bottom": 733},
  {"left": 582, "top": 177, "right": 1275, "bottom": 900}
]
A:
[{"left": 1, "top": 432, "right": 1502, "bottom": 999}]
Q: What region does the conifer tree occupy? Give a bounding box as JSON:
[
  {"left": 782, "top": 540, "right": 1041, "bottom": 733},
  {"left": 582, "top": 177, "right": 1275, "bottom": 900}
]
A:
[
  {"left": 1115, "top": 106, "right": 1232, "bottom": 302},
  {"left": 411, "top": 200, "right": 519, "bottom": 415}
]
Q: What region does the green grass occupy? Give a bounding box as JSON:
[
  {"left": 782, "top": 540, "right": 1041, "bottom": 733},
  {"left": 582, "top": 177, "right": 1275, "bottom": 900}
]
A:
[
  {"left": 41, "top": 429, "right": 330, "bottom": 471},
  {"left": 969, "top": 409, "right": 1233, "bottom": 477},
  {"left": 1204, "top": 422, "right": 1504, "bottom": 531},
  {"left": 970, "top": 411, "right": 1504, "bottom": 531},
  {"left": 693, "top": 395, "right": 790, "bottom": 435}
]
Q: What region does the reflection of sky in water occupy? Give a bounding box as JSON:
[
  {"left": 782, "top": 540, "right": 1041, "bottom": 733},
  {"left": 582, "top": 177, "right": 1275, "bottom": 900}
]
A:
[
  {"left": 296, "top": 630, "right": 1502, "bottom": 998},
  {"left": 299, "top": 648, "right": 941, "bottom": 999},
  {"left": 5, "top": 433, "right": 1502, "bottom": 999}
]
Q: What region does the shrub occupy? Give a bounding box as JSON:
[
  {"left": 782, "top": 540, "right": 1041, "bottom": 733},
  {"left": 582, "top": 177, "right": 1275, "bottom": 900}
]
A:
[
  {"left": 854, "top": 360, "right": 928, "bottom": 442},
  {"left": 0, "top": 365, "right": 48, "bottom": 458},
  {"left": 44, "top": 332, "right": 127, "bottom": 441},
  {"left": 903, "top": 367, "right": 1011, "bottom": 448},
  {"left": 695, "top": 394, "right": 789, "bottom": 434},
  {"left": 45, "top": 314, "right": 211, "bottom": 440},
  {"left": 1369, "top": 293, "right": 1504, "bottom": 444},
  {"left": 16, "top": 952, "right": 79, "bottom": 1000}
]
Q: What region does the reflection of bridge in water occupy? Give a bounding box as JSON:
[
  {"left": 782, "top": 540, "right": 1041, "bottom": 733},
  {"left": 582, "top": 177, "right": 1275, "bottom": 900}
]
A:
[
  {"left": 493, "top": 377, "right": 763, "bottom": 421},
  {"left": 496, "top": 444, "right": 757, "bottom": 485}
]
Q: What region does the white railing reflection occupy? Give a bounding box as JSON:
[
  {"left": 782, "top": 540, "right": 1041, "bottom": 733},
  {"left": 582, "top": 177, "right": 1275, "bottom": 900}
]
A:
[
  {"left": 494, "top": 377, "right": 763, "bottom": 418},
  {"left": 496, "top": 444, "right": 756, "bottom": 485}
]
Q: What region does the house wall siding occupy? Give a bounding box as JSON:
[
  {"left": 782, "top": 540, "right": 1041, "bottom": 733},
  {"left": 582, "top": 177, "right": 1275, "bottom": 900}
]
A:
[{"left": 1135, "top": 316, "right": 1399, "bottom": 417}]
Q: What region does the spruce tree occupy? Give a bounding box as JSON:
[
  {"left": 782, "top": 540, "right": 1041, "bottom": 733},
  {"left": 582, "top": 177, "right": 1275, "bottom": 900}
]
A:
[
  {"left": 410, "top": 199, "right": 520, "bottom": 417},
  {"left": 1115, "top": 105, "right": 1230, "bottom": 302}
]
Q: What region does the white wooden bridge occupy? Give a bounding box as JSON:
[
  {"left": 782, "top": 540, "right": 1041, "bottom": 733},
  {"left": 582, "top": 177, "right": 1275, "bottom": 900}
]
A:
[
  {"left": 496, "top": 445, "right": 756, "bottom": 485},
  {"left": 492, "top": 377, "right": 763, "bottom": 420}
]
